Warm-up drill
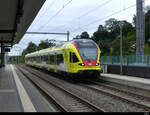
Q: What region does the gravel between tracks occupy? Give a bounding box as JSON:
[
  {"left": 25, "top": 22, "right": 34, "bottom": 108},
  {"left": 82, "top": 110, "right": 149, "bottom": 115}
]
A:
[{"left": 86, "top": 82, "right": 150, "bottom": 107}]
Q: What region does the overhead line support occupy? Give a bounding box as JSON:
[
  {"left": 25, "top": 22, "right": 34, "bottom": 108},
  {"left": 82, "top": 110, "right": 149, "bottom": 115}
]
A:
[{"left": 26, "top": 31, "right": 70, "bottom": 41}]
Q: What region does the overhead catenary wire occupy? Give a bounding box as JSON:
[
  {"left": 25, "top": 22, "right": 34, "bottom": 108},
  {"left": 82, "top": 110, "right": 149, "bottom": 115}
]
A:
[
  {"left": 78, "top": 0, "right": 113, "bottom": 19},
  {"left": 71, "top": 0, "right": 147, "bottom": 38},
  {"left": 71, "top": 3, "right": 136, "bottom": 33},
  {"left": 71, "top": 13, "right": 135, "bottom": 39},
  {"left": 39, "top": 0, "right": 73, "bottom": 30},
  {"left": 30, "top": 0, "right": 57, "bottom": 30},
  {"left": 59, "top": 0, "right": 113, "bottom": 30},
  {"left": 71, "top": 0, "right": 148, "bottom": 33}
]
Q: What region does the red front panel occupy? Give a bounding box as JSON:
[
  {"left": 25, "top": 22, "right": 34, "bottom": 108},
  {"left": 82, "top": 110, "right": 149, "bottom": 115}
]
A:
[
  {"left": 73, "top": 41, "right": 99, "bottom": 67},
  {"left": 82, "top": 60, "right": 97, "bottom": 66}
]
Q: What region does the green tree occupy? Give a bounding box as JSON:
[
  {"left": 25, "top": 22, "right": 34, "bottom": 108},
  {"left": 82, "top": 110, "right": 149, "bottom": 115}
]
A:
[
  {"left": 37, "top": 39, "right": 49, "bottom": 50},
  {"left": 18, "top": 42, "right": 37, "bottom": 63},
  {"left": 92, "top": 25, "right": 110, "bottom": 41},
  {"left": 73, "top": 35, "right": 80, "bottom": 40},
  {"left": 19, "top": 49, "right": 28, "bottom": 63},
  {"left": 122, "top": 21, "right": 134, "bottom": 37},
  {"left": 80, "top": 32, "right": 90, "bottom": 39},
  {"left": 132, "top": 15, "right": 136, "bottom": 27},
  {"left": 73, "top": 32, "right": 90, "bottom": 39},
  {"left": 145, "top": 9, "right": 150, "bottom": 45},
  {"left": 37, "top": 39, "right": 56, "bottom": 50},
  {"left": 105, "top": 18, "right": 120, "bottom": 39},
  {"left": 26, "top": 42, "right": 37, "bottom": 53},
  {"left": 144, "top": 44, "right": 150, "bottom": 54},
  {"left": 49, "top": 39, "right": 56, "bottom": 47},
  {"left": 91, "top": 25, "right": 111, "bottom": 55}
]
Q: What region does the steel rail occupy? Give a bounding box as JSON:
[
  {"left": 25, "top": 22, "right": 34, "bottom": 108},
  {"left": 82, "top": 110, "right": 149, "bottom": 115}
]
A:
[{"left": 79, "top": 84, "right": 150, "bottom": 112}]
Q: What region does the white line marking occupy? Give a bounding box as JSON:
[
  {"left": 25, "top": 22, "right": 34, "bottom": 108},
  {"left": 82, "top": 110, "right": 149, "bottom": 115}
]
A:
[{"left": 10, "top": 65, "right": 36, "bottom": 112}]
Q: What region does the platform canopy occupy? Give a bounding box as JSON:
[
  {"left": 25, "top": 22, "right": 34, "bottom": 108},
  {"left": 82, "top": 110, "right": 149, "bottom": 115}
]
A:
[{"left": 0, "top": 0, "right": 45, "bottom": 47}]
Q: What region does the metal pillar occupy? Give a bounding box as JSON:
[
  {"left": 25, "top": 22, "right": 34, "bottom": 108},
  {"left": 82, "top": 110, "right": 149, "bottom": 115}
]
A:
[
  {"left": 120, "top": 22, "right": 123, "bottom": 75},
  {"left": 67, "top": 31, "right": 70, "bottom": 41},
  {"left": 1, "top": 42, "right": 5, "bottom": 67},
  {"left": 136, "top": 0, "right": 145, "bottom": 63}
]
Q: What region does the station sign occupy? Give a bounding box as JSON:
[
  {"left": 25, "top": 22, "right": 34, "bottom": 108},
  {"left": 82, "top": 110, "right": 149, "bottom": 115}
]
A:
[{"left": 5, "top": 48, "right": 10, "bottom": 52}]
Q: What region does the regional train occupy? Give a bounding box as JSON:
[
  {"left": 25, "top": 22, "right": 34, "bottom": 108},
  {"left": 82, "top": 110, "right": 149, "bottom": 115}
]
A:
[{"left": 25, "top": 39, "right": 103, "bottom": 79}]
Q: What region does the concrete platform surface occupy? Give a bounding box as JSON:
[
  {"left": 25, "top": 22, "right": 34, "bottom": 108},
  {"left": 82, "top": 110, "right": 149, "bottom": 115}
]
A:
[
  {"left": 101, "top": 73, "right": 150, "bottom": 91},
  {"left": 0, "top": 65, "right": 55, "bottom": 112}
]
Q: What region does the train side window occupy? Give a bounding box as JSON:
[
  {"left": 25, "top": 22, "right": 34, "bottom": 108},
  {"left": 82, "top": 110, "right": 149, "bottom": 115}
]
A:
[
  {"left": 46, "top": 55, "right": 48, "bottom": 64},
  {"left": 38, "top": 56, "right": 40, "bottom": 63},
  {"left": 43, "top": 55, "right": 47, "bottom": 62},
  {"left": 37, "top": 56, "right": 40, "bottom": 63},
  {"left": 50, "top": 55, "right": 52, "bottom": 65},
  {"left": 42, "top": 56, "right": 44, "bottom": 62},
  {"left": 70, "top": 52, "right": 79, "bottom": 63},
  {"left": 34, "top": 57, "right": 36, "bottom": 62},
  {"left": 60, "top": 54, "right": 64, "bottom": 63},
  {"left": 73, "top": 53, "right": 79, "bottom": 63},
  {"left": 57, "top": 54, "right": 59, "bottom": 64},
  {"left": 36, "top": 56, "right": 38, "bottom": 63},
  {"left": 37, "top": 57, "right": 39, "bottom": 63},
  {"left": 41, "top": 56, "right": 42, "bottom": 62},
  {"left": 70, "top": 52, "right": 72, "bottom": 63},
  {"left": 50, "top": 55, "right": 54, "bottom": 65},
  {"left": 57, "top": 54, "right": 64, "bottom": 65}
]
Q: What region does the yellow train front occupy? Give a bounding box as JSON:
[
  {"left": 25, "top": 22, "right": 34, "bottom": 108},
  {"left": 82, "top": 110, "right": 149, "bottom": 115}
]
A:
[{"left": 25, "top": 39, "right": 102, "bottom": 79}]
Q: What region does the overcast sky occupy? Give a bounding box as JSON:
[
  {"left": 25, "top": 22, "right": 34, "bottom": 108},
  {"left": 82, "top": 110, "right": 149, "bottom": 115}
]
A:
[{"left": 9, "top": 0, "right": 150, "bottom": 56}]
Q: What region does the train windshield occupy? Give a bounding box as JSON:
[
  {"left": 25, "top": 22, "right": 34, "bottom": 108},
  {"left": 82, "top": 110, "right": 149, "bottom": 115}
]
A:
[
  {"left": 79, "top": 48, "right": 97, "bottom": 61},
  {"left": 75, "top": 40, "right": 98, "bottom": 61}
]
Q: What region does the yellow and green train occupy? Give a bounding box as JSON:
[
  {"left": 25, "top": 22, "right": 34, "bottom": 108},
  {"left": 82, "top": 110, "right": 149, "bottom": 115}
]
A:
[{"left": 25, "top": 39, "right": 103, "bottom": 79}]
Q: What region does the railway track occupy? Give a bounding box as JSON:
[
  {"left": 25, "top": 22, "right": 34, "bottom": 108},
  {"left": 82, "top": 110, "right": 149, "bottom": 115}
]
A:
[
  {"left": 79, "top": 83, "right": 150, "bottom": 112},
  {"left": 16, "top": 65, "right": 105, "bottom": 112},
  {"left": 92, "top": 81, "right": 150, "bottom": 102},
  {"left": 16, "top": 64, "right": 150, "bottom": 112}
]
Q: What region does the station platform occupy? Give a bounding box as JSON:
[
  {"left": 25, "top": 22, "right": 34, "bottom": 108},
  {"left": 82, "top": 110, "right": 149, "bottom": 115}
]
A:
[
  {"left": 101, "top": 73, "right": 150, "bottom": 91},
  {"left": 0, "top": 64, "right": 55, "bottom": 112}
]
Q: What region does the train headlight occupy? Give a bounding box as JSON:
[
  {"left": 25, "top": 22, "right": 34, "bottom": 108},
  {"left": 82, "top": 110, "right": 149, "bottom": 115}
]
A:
[
  {"left": 79, "top": 63, "right": 85, "bottom": 66},
  {"left": 96, "top": 63, "right": 99, "bottom": 66}
]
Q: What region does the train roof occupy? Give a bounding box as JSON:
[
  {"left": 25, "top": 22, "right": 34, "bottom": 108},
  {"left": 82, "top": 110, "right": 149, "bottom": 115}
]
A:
[{"left": 25, "top": 39, "right": 95, "bottom": 58}]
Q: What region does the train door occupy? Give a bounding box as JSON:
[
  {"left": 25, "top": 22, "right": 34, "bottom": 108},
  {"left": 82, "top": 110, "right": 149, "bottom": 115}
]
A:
[
  {"left": 70, "top": 52, "right": 73, "bottom": 69},
  {"left": 63, "top": 48, "right": 69, "bottom": 72},
  {"left": 48, "top": 54, "right": 50, "bottom": 71},
  {"left": 70, "top": 52, "right": 79, "bottom": 73},
  {"left": 69, "top": 51, "right": 76, "bottom": 73},
  {"left": 54, "top": 53, "right": 57, "bottom": 72}
]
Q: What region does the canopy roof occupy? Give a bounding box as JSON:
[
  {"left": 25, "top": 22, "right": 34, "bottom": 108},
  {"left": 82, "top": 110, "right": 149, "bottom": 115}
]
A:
[{"left": 0, "top": 0, "right": 45, "bottom": 47}]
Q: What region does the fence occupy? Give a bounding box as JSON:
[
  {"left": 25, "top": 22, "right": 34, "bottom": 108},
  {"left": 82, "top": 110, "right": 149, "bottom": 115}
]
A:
[{"left": 101, "top": 55, "right": 150, "bottom": 67}]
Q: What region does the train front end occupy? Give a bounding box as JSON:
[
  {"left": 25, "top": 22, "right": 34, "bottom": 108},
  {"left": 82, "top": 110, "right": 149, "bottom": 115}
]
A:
[{"left": 71, "top": 39, "right": 102, "bottom": 78}]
